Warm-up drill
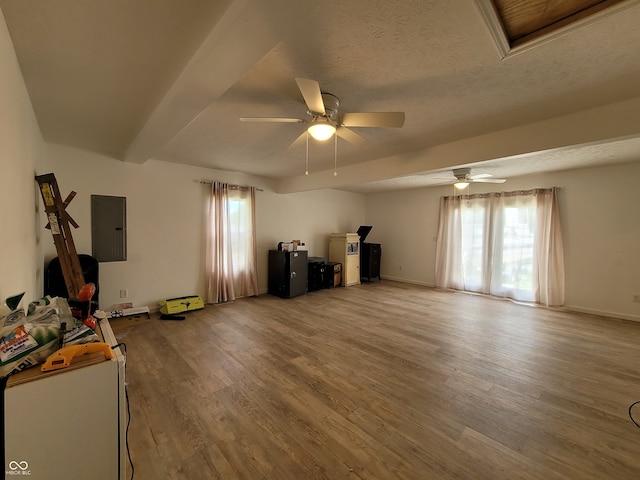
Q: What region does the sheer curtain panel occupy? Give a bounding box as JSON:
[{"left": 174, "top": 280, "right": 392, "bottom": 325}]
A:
[
  {"left": 435, "top": 187, "right": 565, "bottom": 306},
  {"left": 205, "top": 182, "right": 259, "bottom": 304}
]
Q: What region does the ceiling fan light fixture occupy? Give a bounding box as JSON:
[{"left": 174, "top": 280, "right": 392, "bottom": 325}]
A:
[
  {"left": 307, "top": 118, "right": 336, "bottom": 141},
  {"left": 454, "top": 181, "right": 470, "bottom": 190}
]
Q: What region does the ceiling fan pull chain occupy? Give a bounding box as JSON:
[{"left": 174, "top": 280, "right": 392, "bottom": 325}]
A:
[
  {"left": 305, "top": 131, "right": 309, "bottom": 176},
  {"left": 333, "top": 134, "right": 338, "bottom": 176}
]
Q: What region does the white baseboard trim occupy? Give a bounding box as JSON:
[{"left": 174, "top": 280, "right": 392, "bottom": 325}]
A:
[
  {"left": 562, "top": 305, "right": 640, "bottom": 323},
  {"left": 379, "top": 275, "right": 435, "bottom": 288}
]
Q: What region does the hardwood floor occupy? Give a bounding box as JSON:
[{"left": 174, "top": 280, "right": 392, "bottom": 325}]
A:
[{"left": 115, "top": 281, "right": 640, "bottom": 479}]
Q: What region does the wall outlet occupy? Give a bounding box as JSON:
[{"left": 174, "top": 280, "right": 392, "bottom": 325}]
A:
[
  {"left": 120, "top": 289, "right": 129, "bottom": 298},
  {"left": 633, "top": 294, "right": 640, "bottom": 303}
]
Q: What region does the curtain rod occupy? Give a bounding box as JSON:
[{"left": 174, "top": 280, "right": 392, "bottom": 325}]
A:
[
  {"left": 198, "top": 180, "right": 264, "bottom": 192},
  {"left": 443, "top": 186, "right": 561, "bottom": 200}
]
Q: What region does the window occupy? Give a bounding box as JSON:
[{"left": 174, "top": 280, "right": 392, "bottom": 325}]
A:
[
  {"left": 435, "top": 188, "right": 565, "bottom": 306},
  {"left": 226, "top": 196, "right": 251, "bottom": 272},
  {"left": 499, "top": 204, "right": 535, "bottom": 294},
  {"left": 205, "top": 183, "right": 258, "bottom": 304}
]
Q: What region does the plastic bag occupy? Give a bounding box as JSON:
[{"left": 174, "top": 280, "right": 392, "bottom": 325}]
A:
[
  {"left": 0, "top": 296, "right": 99, "bottom": 378},
  {"left": 0, "top": 302, "right": 61, "bottom": 378}
]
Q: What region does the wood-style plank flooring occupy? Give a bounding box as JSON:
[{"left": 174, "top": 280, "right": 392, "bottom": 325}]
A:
[{"left": 114, "top": 281, "right": 640, "bottom": 479}]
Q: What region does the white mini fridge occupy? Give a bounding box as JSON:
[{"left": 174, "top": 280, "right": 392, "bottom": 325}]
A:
[{"left": 3, "top": 319, "right": 126, "bottom": 479}]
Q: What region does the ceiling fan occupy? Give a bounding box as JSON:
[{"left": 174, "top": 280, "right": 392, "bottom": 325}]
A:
[
  {"left": 449, "top": 168, "right": 506, "bottom": 189},
  {"left": 240, "top": 77, "right": 405, "bottom": 146}
]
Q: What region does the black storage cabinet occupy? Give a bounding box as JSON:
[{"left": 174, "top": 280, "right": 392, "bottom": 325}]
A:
[
  {"left": 268, "top": 250, "right": 308, "bottom": 298},
  {"left": 361, "top": 243, "right": 382, "bottom": 282},
  {"left": 307, "top": 257, "right": 328, "bottom": 292},
  {"left": 358, "top": 225, "right": 381, "bottom": 282}
]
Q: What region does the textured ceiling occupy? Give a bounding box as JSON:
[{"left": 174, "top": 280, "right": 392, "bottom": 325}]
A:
[{"left": 2, "top": 0, "right": 640, "bottom": 193}]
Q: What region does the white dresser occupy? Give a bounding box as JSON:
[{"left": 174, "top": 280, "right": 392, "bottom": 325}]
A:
[
  {"left": 329, "top": 233, "right": 361, "bottom": 286},
  {"left": 3, "top": 318, "right": 126, "bottom": 479}
]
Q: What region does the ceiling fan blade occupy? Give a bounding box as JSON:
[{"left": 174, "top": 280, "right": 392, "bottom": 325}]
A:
[
  {"left": 336, "top": 126, "right": 367, "bottom": 146},
  {"left": 341, "top": 112, "right": 405, "bottom": 128},
  {"left": 472, "top": 178, "right": 506, "bottom": 183},
  {"left": 469, "top": 173, "right": 492, "bottom": 180},
  {"left": 295, "top": 78, "right": 325, "bottom": 115},
  {"left": 289, "top": 131, "right": 308, "bottom": 148},
  {"left": 240, "top": 117, "right": 304, "bottom": 123}
]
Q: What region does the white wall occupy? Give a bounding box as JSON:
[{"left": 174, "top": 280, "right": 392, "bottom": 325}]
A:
[
  {"left": 362, "top": 187, "right": 441, "bottom": 286},
  {"left": 33, "top": 142, "right": 640, "bottom": 321},
  {"left": 365, "top": 161, "right": 640, "bottom": 321},
  {"left": 42, "top": 144, "right": 365, "bottom": 310},
  {"left": 0, "top": 9, "right": 45, "bottom": 304}
]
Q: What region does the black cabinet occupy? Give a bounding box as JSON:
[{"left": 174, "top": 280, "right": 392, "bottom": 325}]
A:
[
  {"left": 360, "top": 243, "right": 381, "bottom": 282},
  {"left": 308, "top": 258, "right": 340, "bottom": 291},
  {"left": 307, "top": 257, "right": 327, "bottom": 292},
  {"left": 268, "top": 250, "right": 308, "bottom": 298}
]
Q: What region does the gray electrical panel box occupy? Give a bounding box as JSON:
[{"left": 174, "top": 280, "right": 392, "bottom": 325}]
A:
[{"left": 91, "top": 195, "right": 127, "bottom": 262}]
